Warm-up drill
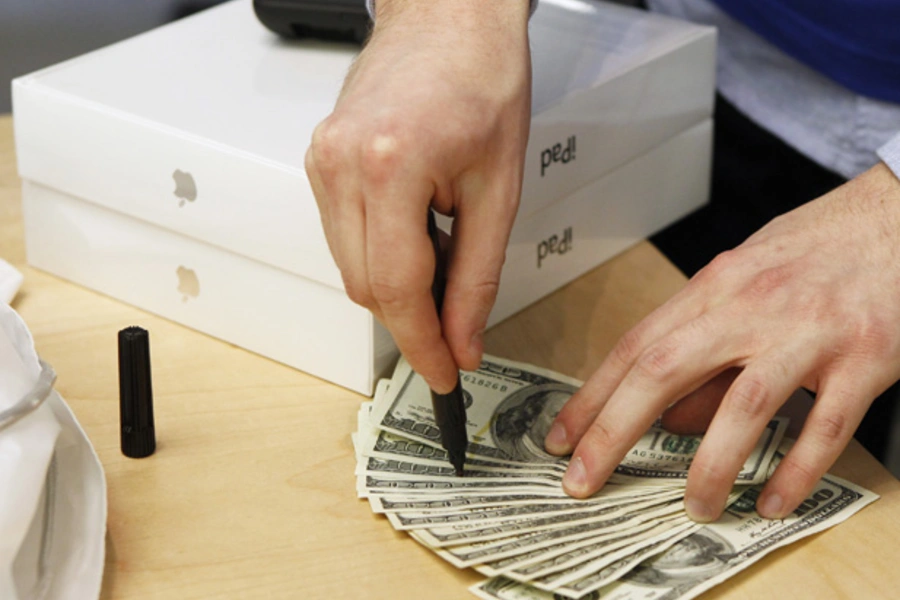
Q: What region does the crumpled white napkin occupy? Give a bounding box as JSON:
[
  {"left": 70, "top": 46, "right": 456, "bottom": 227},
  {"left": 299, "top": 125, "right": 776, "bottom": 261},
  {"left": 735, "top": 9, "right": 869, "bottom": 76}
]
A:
[
  {"left": 0, "top": 259, "right": 23, "bottom": 304},
  {"left": 0, "top": 290, "right": 106, "bottom": 599}
]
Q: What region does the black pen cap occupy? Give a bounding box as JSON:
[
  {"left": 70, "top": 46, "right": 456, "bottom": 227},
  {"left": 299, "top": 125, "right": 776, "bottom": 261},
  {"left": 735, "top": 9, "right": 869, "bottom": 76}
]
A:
[{"left": 119, "top": 326, "right": 156, "bottom": 458}]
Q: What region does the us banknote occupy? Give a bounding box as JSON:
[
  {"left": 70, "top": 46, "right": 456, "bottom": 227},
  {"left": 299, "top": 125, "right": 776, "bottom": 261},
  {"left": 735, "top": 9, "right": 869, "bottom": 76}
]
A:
[
  {"left": 471, "top": 473, "right": 878, "bottom": 600},
  {"left": 357, "top": 356, "right": 877, "bottom": 600},
  {"left": 369, "top": 356, "right": 786, "bottom": 484}
]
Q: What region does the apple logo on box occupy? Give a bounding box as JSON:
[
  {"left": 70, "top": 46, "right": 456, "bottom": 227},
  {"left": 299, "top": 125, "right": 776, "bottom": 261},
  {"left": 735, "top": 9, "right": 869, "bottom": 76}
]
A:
[
  {"left": 176, "top": 266, "right": 200, "bottom": 302},
  {"left": 172, "top": 169, "right": 197, "bottom": 207}
]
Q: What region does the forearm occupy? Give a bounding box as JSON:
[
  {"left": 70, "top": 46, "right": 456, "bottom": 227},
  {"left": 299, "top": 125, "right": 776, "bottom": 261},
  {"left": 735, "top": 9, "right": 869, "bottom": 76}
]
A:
[
  {"left": 367, "top": 0, "right": 532, "bottom": 56},
  {"left": 368, "top": 0, "right": 536, "bottom": 22}
]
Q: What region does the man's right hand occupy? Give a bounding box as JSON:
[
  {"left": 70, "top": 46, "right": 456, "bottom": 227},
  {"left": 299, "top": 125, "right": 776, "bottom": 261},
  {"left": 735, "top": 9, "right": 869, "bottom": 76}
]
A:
[{"left": 305, "top": 0, "right": 532, "bottom": 392}]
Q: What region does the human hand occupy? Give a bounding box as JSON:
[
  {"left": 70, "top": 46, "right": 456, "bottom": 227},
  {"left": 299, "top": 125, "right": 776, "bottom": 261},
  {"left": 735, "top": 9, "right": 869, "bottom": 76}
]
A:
[
  {"left": 305, "top": 0, "right": 532, "bottom": 392},
  {"left": 545, "top": 162, "right": 900, "bottom": 521}
]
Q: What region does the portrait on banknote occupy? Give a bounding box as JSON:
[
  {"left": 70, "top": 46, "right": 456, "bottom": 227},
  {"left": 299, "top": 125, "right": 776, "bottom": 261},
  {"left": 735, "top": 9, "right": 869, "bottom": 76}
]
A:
[
  {"left": 491, "top": 383, "right": 578, "bottom": 462},
  {"left": 624, "top": 529, "right": 733, "bottom": 587}
]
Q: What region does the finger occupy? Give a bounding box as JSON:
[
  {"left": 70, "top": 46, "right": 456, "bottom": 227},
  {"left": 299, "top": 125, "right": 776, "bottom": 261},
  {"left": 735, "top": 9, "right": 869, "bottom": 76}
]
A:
[
  {"left": 307, "top": 127, "right": 373, "bottom": 317},
  {"left": 683, "top": 348, "right": 816, "bottom": 522},
  {"left": 441, "top": 174, "right": 520, "bottom": 371},
  {"left": 756, "top": 372, "right": 873, "bottom": 519},
  {"left": 305, "top": 144, "right": 338, "bottom": 260},
  {"left": 545, "top": 284, "right": 719, "bottom": 456},
  {"left": 561, "top": 314, "right": 743, "bottom": 498},
  {"left": 661, "top": 368, "right": 741, "bottom": 434},
  {"left": 305, "top": 146, "right": 332, "bottom": 235},
  {"left": 362, "top": 140, "right": 458, "bottom": 392}
]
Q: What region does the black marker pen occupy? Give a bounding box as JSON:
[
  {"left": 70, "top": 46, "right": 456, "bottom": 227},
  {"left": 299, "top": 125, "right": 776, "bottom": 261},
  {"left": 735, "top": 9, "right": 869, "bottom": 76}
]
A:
[{"left": 427, "top": 210, "right": 468, "bottom": 476}]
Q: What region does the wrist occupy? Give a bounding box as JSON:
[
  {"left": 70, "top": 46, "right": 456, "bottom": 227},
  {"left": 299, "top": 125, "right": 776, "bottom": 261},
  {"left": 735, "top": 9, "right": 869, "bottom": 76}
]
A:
[
  {"left": 870, "top": 162, "right": 900, "bottom": 225},
  {"left": 363, "top": 0, "right": 532, "bottom": 80},
  {"left": 833, "top": 162, "right": 900, "bottom": 249}
]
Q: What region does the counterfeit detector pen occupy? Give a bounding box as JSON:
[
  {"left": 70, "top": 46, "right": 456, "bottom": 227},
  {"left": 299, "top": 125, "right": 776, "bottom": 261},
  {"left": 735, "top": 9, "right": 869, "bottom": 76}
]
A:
[{"left": 427, "top": 209, "right": 469, "bottom": 476}]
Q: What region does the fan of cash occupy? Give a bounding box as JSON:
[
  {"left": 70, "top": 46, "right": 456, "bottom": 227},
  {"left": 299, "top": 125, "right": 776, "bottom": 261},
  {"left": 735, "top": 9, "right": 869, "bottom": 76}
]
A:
[{"left": 354, "top": 354, "right": 878, "bottom": 600}]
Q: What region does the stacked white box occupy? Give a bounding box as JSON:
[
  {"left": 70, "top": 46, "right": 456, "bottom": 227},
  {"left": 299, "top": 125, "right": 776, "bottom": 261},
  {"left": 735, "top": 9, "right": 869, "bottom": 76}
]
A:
[{"left": 13, "top": 0, "right": 715, "bottom": 394}]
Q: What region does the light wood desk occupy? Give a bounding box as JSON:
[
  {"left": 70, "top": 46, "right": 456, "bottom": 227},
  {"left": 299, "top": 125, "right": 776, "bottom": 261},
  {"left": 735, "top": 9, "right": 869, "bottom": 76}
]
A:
[{"left": 1, "top": 114, "right": 899, "bottom": 599}]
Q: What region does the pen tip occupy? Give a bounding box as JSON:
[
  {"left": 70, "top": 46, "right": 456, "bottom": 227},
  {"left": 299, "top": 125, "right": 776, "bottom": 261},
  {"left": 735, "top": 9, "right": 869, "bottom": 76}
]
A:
[{"left": 449, "top": 449, "right": 466, "bottom": 477}]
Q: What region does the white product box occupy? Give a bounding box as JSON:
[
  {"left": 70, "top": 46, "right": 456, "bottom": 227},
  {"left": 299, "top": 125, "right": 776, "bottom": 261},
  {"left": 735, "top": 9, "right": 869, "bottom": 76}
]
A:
[{"left": 13, "top": 0, "right": 715, "bottom": 394}]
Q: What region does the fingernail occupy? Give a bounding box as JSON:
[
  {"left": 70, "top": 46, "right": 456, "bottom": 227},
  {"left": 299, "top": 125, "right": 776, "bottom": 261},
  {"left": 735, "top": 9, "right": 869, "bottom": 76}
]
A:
[
  {"left": 425, "top": 375, "right": 456, "bottom": 395},
  {"left": 545, "top": 422, "right": 571, "bottom": 454},
  {"left": 563, "top": 456, "right": 588, "bottom": 496},
  {"left": 685, "top": 497, "right": 715, "bottom": 523},
  {"left": 758, "top": 493, "right": 784, "bottom": 519}
]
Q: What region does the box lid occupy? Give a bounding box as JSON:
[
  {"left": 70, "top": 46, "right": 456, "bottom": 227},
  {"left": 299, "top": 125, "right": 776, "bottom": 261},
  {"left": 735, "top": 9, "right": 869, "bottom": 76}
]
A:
[{"left": 13, "top": 0, "right": 712, "bottom": 290}]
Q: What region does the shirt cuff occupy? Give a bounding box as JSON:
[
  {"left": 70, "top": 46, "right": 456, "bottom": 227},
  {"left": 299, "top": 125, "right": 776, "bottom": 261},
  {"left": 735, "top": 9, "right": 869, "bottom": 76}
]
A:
[
  {"left": 877, "top": 131, "right": 900, "bottom": 182},
  {"left": 366, "top": 0, "right": 539, "bottom": 20}
]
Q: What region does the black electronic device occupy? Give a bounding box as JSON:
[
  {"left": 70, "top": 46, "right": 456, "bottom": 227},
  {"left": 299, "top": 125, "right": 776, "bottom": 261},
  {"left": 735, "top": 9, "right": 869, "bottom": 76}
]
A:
[{"left": 253, "top": 0, "right": 370, "bottom": 43}]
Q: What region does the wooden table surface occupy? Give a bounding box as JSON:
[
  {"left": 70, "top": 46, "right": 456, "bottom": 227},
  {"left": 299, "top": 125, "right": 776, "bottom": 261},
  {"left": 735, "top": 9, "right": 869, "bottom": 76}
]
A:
[{"left": 2, "top": 114, "right": 899, "bottom": 598}]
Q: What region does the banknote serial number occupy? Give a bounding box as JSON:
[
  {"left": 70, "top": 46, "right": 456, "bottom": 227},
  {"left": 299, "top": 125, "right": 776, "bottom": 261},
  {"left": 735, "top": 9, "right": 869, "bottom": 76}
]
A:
[
  {"left": 462, "top": 374, "right": 509, "bottom": 392},
  {"left": 629, "top": 450, "right": 694, "bottom": 463}
]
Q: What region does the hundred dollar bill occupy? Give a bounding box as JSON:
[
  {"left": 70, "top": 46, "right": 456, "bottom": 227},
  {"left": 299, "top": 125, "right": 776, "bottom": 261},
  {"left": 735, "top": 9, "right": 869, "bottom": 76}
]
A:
[
  {"left": 413, "top": 494, "right": 683, "bottom": 548},
  {"left": 503, "top": 490, "right": 742, "bottom": 593},
  {"left": 473, "top": 472, "right": 878, "bottom": 600},
  {"left": 548, "top": 524, "right": 700, "bottom": 598},
  {"left": 356, "top": 415, "right": 568, "bottom": 498},
  {"left": 608, "top": 417, "right": 787, "bottom": 486},
  {"left": 529, "top": 492, "right": 743, "bottom": 593},
  {"left": 358, "top": 474, "right": 570, "bottom": 498},
  {"left": 369, "top": 356, "right": 576, "bottom": 466},
  {"left": 357, "top": 456, "right": 565, "bottom": 486},
  {"left": 431, "top": 488, "right": 739, "bottom": 573},
  {"left": 363, "top": 428, "right": 568, "bottom": 475},
  {"left": 386, "top": 489, "right": 683, "bottom": 531},
  {"left": 475, "top": 513, "right": 691, "bottom": 582},
  {"left": 511, "top": 519, "right": 697, "bottom": 588},
  {"left": 371, "top": 355, "right": 786, "bottom": 484},
  {"left": 388, "top": 501, "right": 611, "bottom": 531},
  {"left": 368, "top": 484, "right": 674, "bottom": 514},
  {"left": 358, "top": 398, "right": 567, "bottom": 477},
  {"left": 474, "top": 514, "right": 689, "bottom": 578},
  {"left": 369, "top": 493, "right": 574, "bottom": 514},
  {"left": 433, "top": 500, "right": 687, "bottom": 568}
]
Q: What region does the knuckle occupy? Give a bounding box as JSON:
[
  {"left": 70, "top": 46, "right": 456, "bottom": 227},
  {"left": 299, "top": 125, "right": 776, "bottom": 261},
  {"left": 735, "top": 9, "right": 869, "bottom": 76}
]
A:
[
  {"left": 847, "top": 314, "right": 893, "bottom": 360},
  {"left": 689, "top": 455, "right": 732, "bottom": 489},
  {"left": 775, "top": 457, "right": 821, "bottom": 491},
  {"left": 725, "top": 376, "right": 771, "bottom": 419},
  {"left": 611, "top": 329, "right": 645, "bottom": 369},
  {"left": 310, "top": 118, "right": 348, "bottom": 168},
  {"left": 462, "top": 279, "right": 500, "bottom": 313},
  {"left": 634, "top": 341, "right": 680, "bottom": 382},
  {"left": 584, "top": 418, "right": 620, "bottom": 452},
  {"left": 682, "top": 312, "right": 716, "bottom": 343},
  {"left": 360, "top": 130, "right": 408, "bottom": 184},
  {"left": 698, "top": 249, "right": 738, "bottom": 280},
  {"left": 369, "top": 275, "right": 410, "bottom": 311},
  {"left": 745, "top": 265, "right": 791, "bottom": 298},
  {"left": 343, "top": 277, "right": 373, "bottom": 308},
  {"left": 807, "top": 410, "right": 849, "bottom": 444}
]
